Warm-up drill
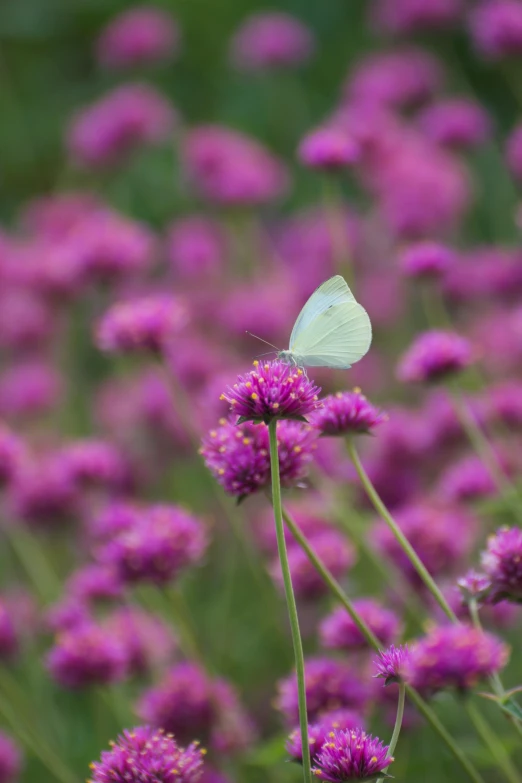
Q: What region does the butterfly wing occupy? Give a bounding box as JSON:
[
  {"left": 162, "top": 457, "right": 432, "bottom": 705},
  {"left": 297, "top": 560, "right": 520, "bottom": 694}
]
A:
[
  {"left": 289, "top": 277, "right": 372, "bottom": 368},
  {"left": 289, "top": 276, "right": 356, "bottom": 348}
]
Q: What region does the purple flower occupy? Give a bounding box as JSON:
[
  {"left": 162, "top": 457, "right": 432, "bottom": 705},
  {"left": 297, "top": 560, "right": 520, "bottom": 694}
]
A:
[
  {"left": 0, "top": 360, "right": 63, "bottom": 420},
  {"left": 483, "top": 381, "right": 522, "bottom": 428},
  {"left": 220, "top": 360, "right": 321, "bottom": 424},
  {"left": 437, "top": 452, "right": 503, "bottom": 503},
  {"left": 399, "top": 241, "right": 454, "bottom": 280},
  {"left": 95, "top": 7, "right": 180, "bottom": 69},
  {"left": 374, "top": 645, "right": 412, "bottom": 685},
  {"left": 136, "top": 663, "right": 254, "bottom": 753},
  {"left": 469, "top": 0, "right": 522, "bottom": 60},
  {"left": 20, "top": 191, "right": 101, "bottom": 238},
  {"left": 320, "top": 600, "right": 402, "bottom": 652},
  {"left": 457, "top": 570, "right": 492, "bottom": 603},
  {"left": 0, "top": 601, "right": 19, "bottom": 661},
  {"left": 373, "top": 504, "right": 477, "bottom": 588},
  {"left": 346, "top": 48, "right": 443, "bottom": 109},
  {"left": 417, "top": 98, "right": 491, "bottom": 150},
  {"left": 97, "top": 503, "right": 208, "bottom": 586},
  {"left": 397, "top": 330, "right": 474, "bottom": 384},
  {"left": 67, "top": 84, "right": 176, "bottom": 169},
  {"left": 371, "top": 0, "right": 463, "bottom": 34},
  {"left": 45, "top": 599, "right": 91, "bottom": 633},
  {"left": 275, "top": 657, "right": 369, "bottom": 725},
  {"left": 481, "top": 526, "right": 522, "bottom": 602},
  {"left": 10, "top": 455, "right": 78, "bottom": 528},
  {"left": 313, "top": 728, "right": 393, "bottom": 782},
  {"left": 312, "top": 390, "right": 386, "bottom": 436},
  {"left": 166, "top": 216, "right": 226, "bottom": 281},
  {"left": 87, "top": 500, "right": 142, "bottom": 545},
  {"left": 230, "top": 12, "right": 314, "bottom": 71},
  {"left": 66, "top": 564, "right": 123, "bottom": 604},
  {"left": 96, "top": 294, "right": 188, "bottom": 355},
  {"left": 56, "top": 439, "right": 130, "bottom": 492},
  {"left": 103, "top": 606, "right": 176, "bottom": 677},
  {"left": 183, "top": 125, "right": 289, "bottom": 206},
  {"left": 0, "top": 732, "right": 22, "bottom": 783},
  {"left": 298, "top": 127, "right": 360, "bottom": 171},
  {"left": 0, "top": 285, "right": 55, "bottom": 352},
  {"left": 47, "top": 622, "right": 127, "bottom": 689},
  {"left": 271, "top": 531, "right": 355, "bottom": 600},
  {"left": 406, "top": 624, "right": 509, "bottom": 692},
  {"left": 287, "top": 709, "right": 364, "bottom": 764},
  {"left": 89, "top": 726, "right": 204, "bottom": 783}
]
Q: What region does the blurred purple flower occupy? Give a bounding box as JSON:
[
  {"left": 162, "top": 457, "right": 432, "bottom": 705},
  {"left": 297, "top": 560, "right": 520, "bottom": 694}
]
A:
[
  {"left": 469, "top": 0, "right": 522, "bottom": 60},
  {"left": 96, "top": 6, "right": 180, "bottom": 69},
  {"left": 406, "top": 624, "right": 509, "bottom": 692},
  {"left": 89, "top": 727, "right": 203, "bottom": 783},
  {"left": 287, "top": 709, "right": 364, "bottom": 764},
  {"left": 67, "top": 84, "right": 176, "bottom": 168},
  {"left": 374, "top": 644, "right": 412, "bottom": 685},
  {"left": 371, "top": 0, "right": 464, "bottom": 34},
  {"left": 399, "top": 241, "right": 454, "bottom": 280},
  {"left": 66, "top": 564, "right": 123, "bottom": 604},
  {"left": 312, "top": 390, "right": 387, "bottom": 436},
  {"left": 437, "top": 451, "right": 510, "bottom": 503},
  {"left": 0, "top": 601, "right": 19, "bottom": 661},
  {"left": 47, "top": 622, "right": 127, "bottom": 688},
  {"left": 482, "top": 526, "right": 522, "bottom": 602},
  {"left": 230, "top": 12, "right": 314, "bottom": 71},
  {"left": 98, "top": 503, "right": 207, "bottom": 586},
  {"left": 56, "top": 439, "right": 130, "bottom": 492},
  {"left": 320, "top": 599, "right": 402, "bottom": 652},
  {"left": 0, "top": 732, "right": 22, "bottom": 783},
  {"left": 103, "top": 606, "right": 176, "bottom": 676},
  {"left": 275, "top": 657, "right": 370, "bottom": 725},
  {"left": 0, "top": 424, "right": 24, "bottom": 490},
  {"left": 417, "top": 98, "right": 491, "bottom": 150},
  {"left": 0, "top": 360, "right": 63, "bottom": 420},
  {"left": 397, "top": 330, "right": 474, "bottom": 384},
  {"left": 96, "top": 294, "right": 188, "bottom": 355},
  {"left": 298, "top": 126, "right": 360, "bottom": 171},
  {"left": 183, "top": 125, "right": 289, "bottom": 206},
  {"left": 166, "top": 216, "right": 226, "bottom": 281}
]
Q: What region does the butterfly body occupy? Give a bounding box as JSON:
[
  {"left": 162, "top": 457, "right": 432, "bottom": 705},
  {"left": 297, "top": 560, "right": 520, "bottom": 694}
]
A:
[{"left": 278, "top": 275, "right": 372, "bottom": 369}]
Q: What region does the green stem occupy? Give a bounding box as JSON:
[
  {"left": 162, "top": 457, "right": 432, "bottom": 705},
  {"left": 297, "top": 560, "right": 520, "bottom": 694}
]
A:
[
  {"left": 449, "top": 385, "right": 522, "bottom": 525},
  {"left": 377, "top": 683, "right": 406, "bottom": 783},
  {"left": 465, "top": 700, "right": 521, "bottom": 783},
  {"left": 279, "top": 506, "right": 485, "bottom": 783},
  {"left": 322, "top": 177, "right": 353, "bottom": 285},
  {"left": 167, "top": 587, "right": 206, "bottom": 669},
  {"left": 406, "top": 687, "right": 485, "bottom": 783},
  {"left": 268, "top": 420, "right": 312, "bottom": 783},
  {"left": 345, "top": 438, "right": 458, "bottom": 623}
]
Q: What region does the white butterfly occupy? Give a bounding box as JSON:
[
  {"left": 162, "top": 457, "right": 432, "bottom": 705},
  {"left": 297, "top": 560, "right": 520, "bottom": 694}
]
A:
[{"left": 278, "top": 275, "right": 372, "bottom": 369}]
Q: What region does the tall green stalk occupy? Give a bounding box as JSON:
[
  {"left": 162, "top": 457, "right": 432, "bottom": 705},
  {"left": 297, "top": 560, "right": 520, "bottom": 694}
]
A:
[
  {"left": 377, "top": 683, "right": 406, "bottom": 783},
  {"left": 268, "top": 420, "right": 312, "bottom": 783}
]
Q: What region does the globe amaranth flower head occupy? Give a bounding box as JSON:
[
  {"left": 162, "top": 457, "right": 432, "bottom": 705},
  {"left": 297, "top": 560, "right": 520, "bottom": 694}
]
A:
[
  {"left": 417, "top": 98, "right": 491, "bottom": 150},
  {"left": 481, "top": 526, "right": 522, "bottom": 602},
  {"left": 67, "top": 84, "right": 176, "bottom": 169},
  {"left": 436, "top": 451, "right": 505, "bottom": 504},
  {"left": 229, "top": 12, "right": 315, "bottom": 70},
  {"left": 97, "top": 503, "right": 208, "bottom": 586},
  {"left": 137, "top": 662, "right": 254, "bottom": 753},
  {"left": 397, "top": 330, "right": 474, "bottom": 384},
  {"left": 298, "top": 127, "right": 360, "bottom": 171},
  {"left": 287, "top": 709, "right": 364, "bottom": 764},
  {"left": 276, "top": 657, "right": 369, "bottom": 725},
  {"left": 95, "top": 6, "right": 180, "bottom": 69},
  {"left": 0, "top": 600, "right": 19, "bottom": 661},
  {"left": 320, "top": 600, "right": 402, "bottom": 652},
  {"left": 374, "top": 644, "right": 412, "bottom": 685},
  {"left": 166, "top": 215, "right": 226, "bottom": 281},
  {"left": 0, "top": 732, "right": 22, "bottom": 783},
  {"left": 55, "top": 438, "right": 130, "bottom": 492},
  {"left": 312, "top": 389, "right": 387, "bottom": 436},
  {"left": 399, "top": 241, "right": 454, "bottom": 281},
  {"left": 406, "top": 624, "right": 509, "bottom": 693},
  {"left": 0, "top": 423, "right": 24, "bottom": 489},
  {"left": 457, "top": 570, "right": 492, "bottom": 604},
  {"left": 469, "top": 0, "right": 522, "bottom": 60},
  {"left": 183, "top": 125, "right": 289, "bottom": 206},
  {"left": 103, "top": 606, "right": 176, "bottom": 677},
  {"left": 313, "top": 728, "right": 393, "bottom": 782},
  {"left": 371, "top": 0, "right": 464, "bottom": 35},
  {"left": 201, "top": 417, "right": 318, "bottom": 498},
  {"left": 89, "top": 726, "right": 204, "bottom": 783},
  {"left": 47, "top": 622, "right": 127, "bottom": 689},
  {"left": 96, "top": 294, "right": 188, "bottom": 355},
  {"left": 220, "top": 360, "right": 321, "bottom": 424}
]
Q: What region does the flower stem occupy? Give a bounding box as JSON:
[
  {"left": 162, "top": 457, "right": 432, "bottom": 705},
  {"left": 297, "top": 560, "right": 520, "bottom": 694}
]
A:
[
  {"left": 405, "top": 687, "right": 485, "bottom": 783},
  {"left": 322, "top": 176, "right": 353, "bottom": 285},
  {"left": 7, "top": 525, "right": 61, "bottom": 604},
  {"left": 449, "top": 385, "right": 522, "bottom": 525},
  {"left": 345, "top": 437, "right": 458, "bottom": 623},
  {"left": 377, "top": 682, "right": 406, "bottom": 783},
  {"left": 280, "top": 505, "right": 486, "bottom": 783},
  {"left": 465, "top": 700, "right": 521, "bottom": 783},
  {"left": 268, "top": 420, "right": 312, "bottom": 783}
]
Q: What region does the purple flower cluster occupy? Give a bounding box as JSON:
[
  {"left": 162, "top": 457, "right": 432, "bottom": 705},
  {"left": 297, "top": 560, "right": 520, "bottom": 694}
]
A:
[
  {"left": 95, "top": 7, "right": 180, "bottom": 69},
  {"left": 89, "top": 727, "right": 204, "bottom": 783},
  {"left": 287, "top": 709, "right": 364, "bottom": 764},
  {"left": 406, "top": 624, "right": 509, "bottom": 692},
  {"left": 47, "top": 622, "right": 127, "bottom": 689},
  {"left": 313, "top": 728, "right": 393, "bottom": 782},
  {"left": 481, "top": 527, "right": 522, "bottom": 602},
  {"left": 200, "top": 417, "right": 317, "bottom": 498},
  {"left": 320, "top": 600, "right": 402, "bottom": 652},
  {"left": 397, "top": 330, "right": 474, "bottom": 383},
  {"left": 230, "top": 12, "right": 314, "bottom": 71},
  {"left": 220, "top": 360, "right": 321, "bottom": 424},
  {"left": 312, "top": 390, "right": 387, "bottom": 436},
  {"left": 96, "top": 295, "right": 188, "bottom": 354},
  {"left": 374, "top": 644, "right": 412, "bottom": 685}
]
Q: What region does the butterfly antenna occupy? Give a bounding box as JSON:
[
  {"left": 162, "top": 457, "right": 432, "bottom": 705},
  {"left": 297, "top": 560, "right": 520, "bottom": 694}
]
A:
[
  {"left": 245, "top": 331, "right": 280, "bottom": 351},
  {"left": 253, "top": 350, "right": 278, "bottom": 360}
]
